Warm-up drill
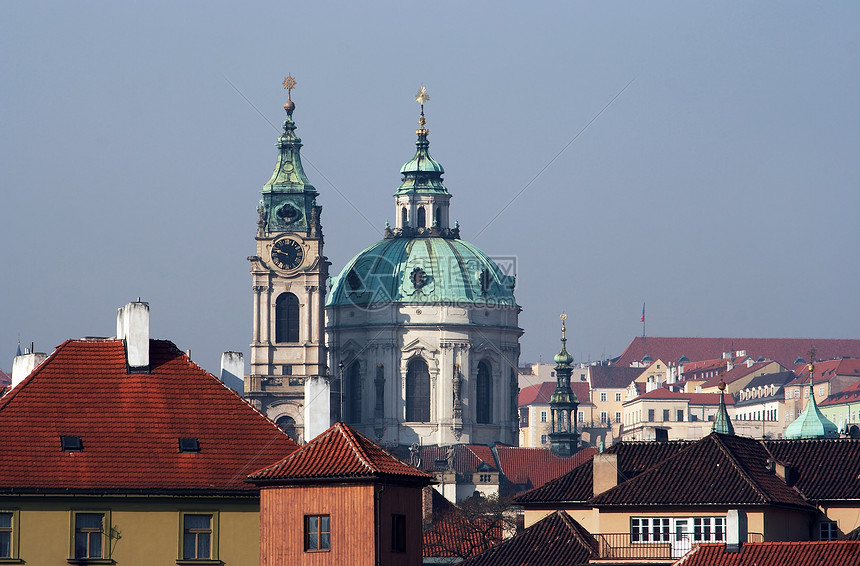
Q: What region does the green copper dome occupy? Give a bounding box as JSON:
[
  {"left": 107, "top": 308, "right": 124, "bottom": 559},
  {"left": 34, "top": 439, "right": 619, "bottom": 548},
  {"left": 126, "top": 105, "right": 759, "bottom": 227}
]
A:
[
  {"left": 784, "top": 385, "right": 838, "bottom": 439},
  {"left": 327, "top": 237, "right": 517, "bottom": 307}
]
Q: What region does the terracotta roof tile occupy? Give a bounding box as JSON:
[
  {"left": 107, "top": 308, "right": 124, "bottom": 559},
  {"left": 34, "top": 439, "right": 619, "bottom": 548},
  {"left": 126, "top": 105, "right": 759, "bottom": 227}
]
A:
[
  {"left": 495, "top": 445, "right": 596, "bottom": 495},
  {"left": 249, "top": 422, "right": 433, "bottom": 482},
  {"left": 519, "top": 381, "right": 592, "bottom": 406},
  {"left": 423, "top": 505, "right": 504, "bottom": 559},
  {"left": 408, "top": 444, "right": 499, "bottom": 474},
  {"left": 0, "top": 339, "right": 298, "bottom": 493},
  {"left": 675, "top": 541, "right": 860, "bottom": 566},
  {"left": 762, "top": 438, "right": 860, "bottom": 500},
  {"left": 515, "top": 441, "right": 692, "bottom": 504},
  {"left": 455, "top": 511, "right": 596, "bottom": 566},
  {"left": 633, "top": 388, "right": 734, "bottom": 405},
  {"left": 590, "top": 433, "right": 811, "bottom": 509},
  {"left": 615, "top": 337, "right": 860, "bottom": 369}
]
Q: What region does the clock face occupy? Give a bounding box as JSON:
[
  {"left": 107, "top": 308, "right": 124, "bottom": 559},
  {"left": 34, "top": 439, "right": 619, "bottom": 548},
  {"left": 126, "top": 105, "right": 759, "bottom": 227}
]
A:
[{"left": 271, "top": 238, "right": 304, "bottom": 270}]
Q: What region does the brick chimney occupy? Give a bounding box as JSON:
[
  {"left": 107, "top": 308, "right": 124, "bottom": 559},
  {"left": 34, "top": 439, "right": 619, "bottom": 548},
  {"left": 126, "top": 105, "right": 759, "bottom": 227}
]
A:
[{"left": 116, "top": 300, "right": 149, "bottom": 372}]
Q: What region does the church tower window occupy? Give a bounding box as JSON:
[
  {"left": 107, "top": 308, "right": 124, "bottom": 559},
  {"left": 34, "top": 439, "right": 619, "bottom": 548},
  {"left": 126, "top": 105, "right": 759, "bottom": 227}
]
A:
[
  {"left": 405, "top": 359, "right": 430, "bottom": 422},
  {"left": 434, "top": 207, "right": 441, "bottom": 226},
  {"left": 476, "top": 361, "right": 492, "bottom": 424},
  {"left": 417, "top": 207, "right": 426, "bottom": 228},
  {"left": 401, "top": 207, "right": 408, "bottom": 226},
  {"left": 275, "top": 293, "right": 300, "bottom": 343},
  {"left": 346, "top": 362, "right": 362, "bottom": 424}
]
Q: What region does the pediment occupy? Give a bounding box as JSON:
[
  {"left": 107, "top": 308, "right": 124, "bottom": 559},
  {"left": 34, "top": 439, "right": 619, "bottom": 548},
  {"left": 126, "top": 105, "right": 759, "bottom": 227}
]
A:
[{"left": 402, "top": 337, "right": 438, "bottom": 354}]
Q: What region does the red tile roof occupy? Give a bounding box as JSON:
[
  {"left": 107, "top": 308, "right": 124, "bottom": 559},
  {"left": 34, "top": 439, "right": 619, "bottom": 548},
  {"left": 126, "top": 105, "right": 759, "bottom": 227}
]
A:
[
  {"left": 787, "top": 358, "right": 860, "bottom": 386},
  {"left": 674, "top": 541, "right": 860, "bottom": 566},
  {"left": 701, "top": 361, "right": 772, "bottom": 389},
  {"left": 515, "top": 440, "right": 693, "bottom": 504},
  {"left": 0, "top": 370, "right": 9, "bottom": 387},
  {"left": 633, "top": 387, "right": 735, "bottom": 405},
  {"left": 762, "top": 438, "right": 860, "bottom": 501},
  {"left": 820, "top": 380, "right": 860, "bottom": 406},
  {"left": 615, "top": 336, "right": 860, "bottom": 369},
  {"left": 423, "top": 504, "right": 504, "bottom": 560},
  {"left": 589, "top": 365, "right": 644, "bottom": 389},
  {"left": 518, "top": 381, "right": 592, "bottom": 406},
  {"left": 411, "top": 444, "right": 499, "bottom": 474},
  {"left": 0, "top": 339, "right": 298, "bottom": 494},
  {"left": 591, "top": 433, "right": 811, "bottom": 509},
  {"left": 249, "top": 422, "right": 433, "bottom": 483},
  {"left": 455, "top": 511, "right": 596, "bottom": 566},
  {"left": 495, "top": 445, "right": 596, "bottom": 496}
]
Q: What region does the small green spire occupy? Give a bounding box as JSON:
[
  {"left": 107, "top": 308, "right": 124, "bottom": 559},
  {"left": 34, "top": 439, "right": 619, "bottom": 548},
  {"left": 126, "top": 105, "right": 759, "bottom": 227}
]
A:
[
  {"left": 712, "top": 381, "right": 735, "bottom": 435},
  {"left": 549, "top": 313, "right": 580, "bottom": 457}
]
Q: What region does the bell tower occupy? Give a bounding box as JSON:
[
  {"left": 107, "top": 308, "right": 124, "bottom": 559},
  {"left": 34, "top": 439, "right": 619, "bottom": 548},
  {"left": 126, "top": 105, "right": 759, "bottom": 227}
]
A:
[{"left": 246, "top": 77, "right": 328, "bottom": 442}]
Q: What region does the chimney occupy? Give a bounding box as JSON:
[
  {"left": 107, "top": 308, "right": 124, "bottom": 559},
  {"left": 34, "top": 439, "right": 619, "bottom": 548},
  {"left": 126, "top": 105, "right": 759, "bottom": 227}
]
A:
[
  {"left": 219, "top": 351, "right": 245, "bottom": 395},
  {"left": 116, "top": 300, "right": 149, "bottom": 371},
  {"left": 593, "top": 453, "right": 618, "bottom": 497},
  {"left": 726, "top": 509, "right": 746, "bottom": 552},
  {"left": 11, "top": 349, "right": 48, "bottom": 388}
]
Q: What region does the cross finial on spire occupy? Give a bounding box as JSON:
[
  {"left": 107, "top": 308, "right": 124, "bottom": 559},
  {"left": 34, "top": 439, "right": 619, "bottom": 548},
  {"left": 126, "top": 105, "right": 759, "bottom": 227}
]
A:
[
  {"left": 414, "top": 85, "right": 429, "bottom": 134},
  {"left": 283, "top": 75, "right": 297, "bottom": 113},
  {"left": 560, "top": 313, "right": 567, "bottom": 340}
]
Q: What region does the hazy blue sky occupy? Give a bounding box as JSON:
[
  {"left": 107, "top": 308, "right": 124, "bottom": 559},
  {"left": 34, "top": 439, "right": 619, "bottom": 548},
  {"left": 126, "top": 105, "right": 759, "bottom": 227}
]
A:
[{"left": 2, "top": 2, "right": 858, "bottom": 375}]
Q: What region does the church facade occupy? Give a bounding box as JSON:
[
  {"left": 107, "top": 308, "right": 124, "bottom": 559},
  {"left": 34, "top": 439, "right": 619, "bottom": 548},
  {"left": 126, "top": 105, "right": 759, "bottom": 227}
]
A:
[{"left": 247, "top": 82, "right": 522, "bottom": 447}]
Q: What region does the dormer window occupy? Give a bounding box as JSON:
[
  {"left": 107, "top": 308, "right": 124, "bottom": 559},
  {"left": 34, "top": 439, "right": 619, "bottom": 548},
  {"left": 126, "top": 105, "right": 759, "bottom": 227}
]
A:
[
  {"left": 179, "top": 438, "right": 201, "bottom": 453},
  {"left": 61, "top": 435, "right": 83, "bottom": 452}
]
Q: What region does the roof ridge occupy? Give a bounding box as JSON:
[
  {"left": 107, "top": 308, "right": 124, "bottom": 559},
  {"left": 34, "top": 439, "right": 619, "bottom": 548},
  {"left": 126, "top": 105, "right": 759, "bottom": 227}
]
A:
[
  {"left": 710, "top": 434, "right": 771, "bottom": 503},
  {"left": 338, "top": 423, "right": 377, "bottom": 472},
  {"left": 0, "top": 338, "right": 73, "bottom": 410}
]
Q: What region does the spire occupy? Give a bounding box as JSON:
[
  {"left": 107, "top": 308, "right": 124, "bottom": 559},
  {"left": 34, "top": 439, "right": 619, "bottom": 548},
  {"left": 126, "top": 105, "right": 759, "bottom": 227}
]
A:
[
  {"left": 549, "top": 314, "right": 580, "bottom": 457},
  {"left": 397, "top": 85, "right": 447, "bottom": 195},
  {"left": 784, "top": 348, "right": 838, "bottom": 439},
  {"left": 389, "top": 86, "right": 455, "bottom": 239},
  {"left": 258, "top": 76, "right": 319, "bottom": 235},
  {"left": 712, "top": 381, "right": 735, "bottom": 435}
]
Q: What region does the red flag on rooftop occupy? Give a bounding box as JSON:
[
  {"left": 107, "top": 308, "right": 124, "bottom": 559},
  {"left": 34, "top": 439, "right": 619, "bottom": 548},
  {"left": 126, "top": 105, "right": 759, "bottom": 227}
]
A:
[{"left": 641, "top": 303, "right": 645, "bottom": 323}]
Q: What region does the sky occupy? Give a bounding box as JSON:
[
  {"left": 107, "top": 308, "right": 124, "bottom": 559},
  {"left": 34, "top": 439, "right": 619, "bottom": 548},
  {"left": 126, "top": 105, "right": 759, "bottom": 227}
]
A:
[{"left": 2, "top": 2, "right": 858, "bottom": 376}]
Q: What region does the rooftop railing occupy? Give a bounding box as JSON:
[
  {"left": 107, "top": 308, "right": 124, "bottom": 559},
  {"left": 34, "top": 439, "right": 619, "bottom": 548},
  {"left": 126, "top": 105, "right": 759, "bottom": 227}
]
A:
[{"left": 595, "top": 532, "right": 764, "bottom": 561}]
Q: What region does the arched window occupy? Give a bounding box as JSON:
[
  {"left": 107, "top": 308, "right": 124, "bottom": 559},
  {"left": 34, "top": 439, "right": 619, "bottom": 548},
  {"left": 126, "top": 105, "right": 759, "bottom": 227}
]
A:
[
  {"left": 476, "top": 361, "right": 492, "bottom": 424},
  {"left": 401, "top": 207, "right": 408, "bottom": 226},
  {"left": 434, "top": 207, "right": 441, "bottom": 226},
  {"left": 405, "top": 358, "right": 430, "bottom": 422},
  {"left": 346, "top": 362, "right": 361, "bottom": 424},
  {"left": 275, "top": 415, "right": 297, "bottom": 441},
  {"left": 275, "top": 293, "right": 300, "bottom": 343},
  {"left": 417, "top": 207, "right": 426, "bottom": 228}
]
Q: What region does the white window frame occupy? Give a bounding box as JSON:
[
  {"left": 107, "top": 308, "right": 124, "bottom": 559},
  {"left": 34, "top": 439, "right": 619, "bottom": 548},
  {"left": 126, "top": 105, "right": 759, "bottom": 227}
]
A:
[
  {"left": 0, "top": 509, "right": 19, "bottom": 560},
  {"left": 631, "top": 517, "right": 670, "bottom": 543},
  {"left": 692, "top": 517, "right": 725, "bottom": 542},
  {"left": 540, "top": 411, "right": 547, "bottom": 423},
  {"left": 70, "top": 510, "right": 111, "bottom": 562}
]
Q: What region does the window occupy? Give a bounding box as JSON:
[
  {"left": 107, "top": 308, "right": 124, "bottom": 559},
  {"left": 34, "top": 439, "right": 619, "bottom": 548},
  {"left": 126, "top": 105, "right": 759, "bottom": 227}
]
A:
[
  {"left": 692, "top": 517, "right": 725, "bottom": 542},
  {"left": 275, "top": 293, "right": 300, "bottom": 343},
  {"left": 600, "top": 411, "right": 608, "bottom": 423},
  {"left": 476, "top": 361, "right": 492, "bottom": 424},
  {"left": 179, "top": 438, "right": 200, "bottom": 453},
  {"left": 61, "top": 435, "right": 83, "bottom": 452},
  {"left": 648, "top": 409, "right": 655, "bottom": 422},
  {"left": 631, "top": 518, "right": 670, "bottom": 543},
  {"left": 182, "top": 513, "right": 215, "bottom": 560},
  {"left": 305, "top": 515, "right": 331, "bottom": 552},
  {"left": 0, "top": 510, "right": 16, "bottom": 560},
  {"left": 663, "top": 409, "right": 670, "bottom": 422},
  {"left": 276, "top": 415, "right": 298, "bottom": 441},
  {"left": 519, "top": 407, "right": 529, "bottom": 427},
  {"left": 600, "top": 392, "right": 607, "bottom": 402},
  {"left": 540, "top": 434, "right": 547, "bottom": 444},
  {"left": 615, "top": 412, "right": 622, "bottom": 423},
  {"left": 401, "top": 207, "right": 407, "bottom": 226},
  {"left": 72, "top": 511, "right": 108, "bottom": 560},
  {"left": 540, "top": 411, "right": 547, "bottom": 423},
  {"left": 677, "top": 410, "right": 684, "bottom": 422},
  {"left": 820, "top": 521, "right": 838, "bottom": 541},
  {"left": 578, "top": 411, "right": 584, "bottom": 423},
  {"left": 391, "top": 514, "right": 406, "bottom": 553},
  {"left": 405, "top": 358, "right": 430, "bottom": 422},
  {"left": 616, "top": 393, "right": 622, "bottom": 402}
]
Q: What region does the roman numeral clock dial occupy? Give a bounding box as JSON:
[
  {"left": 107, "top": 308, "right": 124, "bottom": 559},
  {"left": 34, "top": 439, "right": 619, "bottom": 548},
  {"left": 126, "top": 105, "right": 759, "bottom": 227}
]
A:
[{"left": 271, "top": 238, "right": 304, "bottom": 271}]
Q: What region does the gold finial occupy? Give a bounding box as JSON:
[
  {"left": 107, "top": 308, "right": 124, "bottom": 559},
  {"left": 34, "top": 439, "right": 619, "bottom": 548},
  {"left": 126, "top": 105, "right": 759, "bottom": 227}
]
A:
[
  {"left": 283, "top": 75, "right": 296, "bottom": 111},
  {"left": 415, "top": 85, "right": 430, "bottom": 106},
  {"left": 560, "top": 313, "right": 567, "bottom": 339},
  {"left": 718, "top": 380, "right": 726, "bottom": 392},
  {"left": 414, "top": 85, "right": 429, "bottom": 134}
]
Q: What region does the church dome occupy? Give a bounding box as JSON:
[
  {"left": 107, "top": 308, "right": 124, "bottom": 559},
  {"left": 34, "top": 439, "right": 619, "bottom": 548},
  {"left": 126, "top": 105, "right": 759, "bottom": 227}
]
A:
[{"left": 327, "top": 237, "right": 517, "bottom": 308}]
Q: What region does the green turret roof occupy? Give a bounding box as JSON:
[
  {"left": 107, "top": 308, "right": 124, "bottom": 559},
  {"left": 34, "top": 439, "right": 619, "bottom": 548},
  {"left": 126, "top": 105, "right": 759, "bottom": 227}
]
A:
[
  {"left": 785, "top": 365, "right": 838, "bottom": 439},
  {"left": 712, "top": 381, "right": 735, "bottom": 435},
  {"left": 395, "top": 97, "right": 448, "bottom": 195}
]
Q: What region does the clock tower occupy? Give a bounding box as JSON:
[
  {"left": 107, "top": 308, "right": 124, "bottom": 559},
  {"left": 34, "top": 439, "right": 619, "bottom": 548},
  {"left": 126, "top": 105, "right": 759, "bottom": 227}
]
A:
[{"left": 246, "top": 77, "right": 328, "bottom": 442}]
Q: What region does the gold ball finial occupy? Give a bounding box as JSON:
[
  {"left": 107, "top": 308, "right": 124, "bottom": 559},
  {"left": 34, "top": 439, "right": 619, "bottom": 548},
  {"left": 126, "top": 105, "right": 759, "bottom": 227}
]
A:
[
  {"left": 414, "top": 85, "right": 430, "bottom": 135},
  {"left": 718, "top": 380, "right": 726, "bottom": 392},
  {"left": 283, "top": 75, "right": 296, "bottom": 111}
]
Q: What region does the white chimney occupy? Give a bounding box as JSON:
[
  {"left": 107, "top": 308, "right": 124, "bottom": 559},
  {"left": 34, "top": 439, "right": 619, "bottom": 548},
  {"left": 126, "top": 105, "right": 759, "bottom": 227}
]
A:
[
  {"left": 726, "top": 509, "right": 746, "bottom": 552},
  {"left": 116, "top": 300, "right": 149, "bottom": 371},
  {"left": 11, "top": 349, "right": 47, "bottom": 388},
  {"left": 220, "top": 351, "right": 245, "bottom": 395}
]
